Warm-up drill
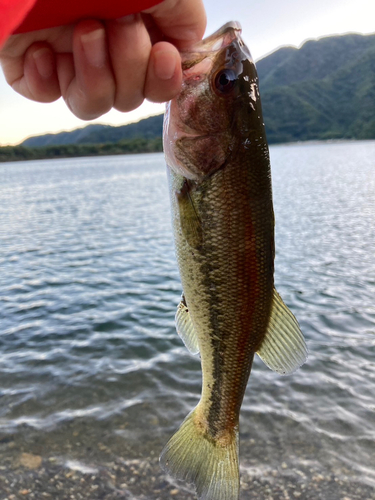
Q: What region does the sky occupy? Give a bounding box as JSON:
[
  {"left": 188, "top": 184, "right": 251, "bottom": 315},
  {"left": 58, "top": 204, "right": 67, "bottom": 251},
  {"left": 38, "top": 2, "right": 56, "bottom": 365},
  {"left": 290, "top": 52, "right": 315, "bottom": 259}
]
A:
[{"left": 0, "top": 0, "right": 374, "bottom": 146}]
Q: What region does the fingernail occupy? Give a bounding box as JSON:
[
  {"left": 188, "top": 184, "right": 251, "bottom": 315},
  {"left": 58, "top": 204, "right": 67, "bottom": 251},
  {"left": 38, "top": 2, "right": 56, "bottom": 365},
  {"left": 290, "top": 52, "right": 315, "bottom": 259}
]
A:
[
  {"left": 33, "top": 48, "right": 54, "bottom": 78},
  {"left": 154, "top": 51, "right": 178, "bottom": 80},
  {"left": 81, "top": 28, "right": 106, "bottom": 68}
]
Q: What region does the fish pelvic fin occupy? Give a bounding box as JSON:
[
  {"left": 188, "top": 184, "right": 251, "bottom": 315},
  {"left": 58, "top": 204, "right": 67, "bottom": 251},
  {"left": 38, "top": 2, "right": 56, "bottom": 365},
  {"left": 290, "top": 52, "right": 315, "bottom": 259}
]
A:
[
  {"left": 257, "top": 288, "right": 308, "bottom": 375},
  {"left": 175, "top": 295, "right": 200, "bottom": 355},
  {"left": 160, "top": 406, "right": 239, "bottom": 500}
]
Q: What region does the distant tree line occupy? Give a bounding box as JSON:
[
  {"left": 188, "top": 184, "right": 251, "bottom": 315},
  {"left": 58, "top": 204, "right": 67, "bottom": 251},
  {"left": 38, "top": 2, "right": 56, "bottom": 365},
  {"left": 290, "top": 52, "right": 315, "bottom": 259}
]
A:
[{"left": 0, "top": 137, "right": 163, "bottom": 163}]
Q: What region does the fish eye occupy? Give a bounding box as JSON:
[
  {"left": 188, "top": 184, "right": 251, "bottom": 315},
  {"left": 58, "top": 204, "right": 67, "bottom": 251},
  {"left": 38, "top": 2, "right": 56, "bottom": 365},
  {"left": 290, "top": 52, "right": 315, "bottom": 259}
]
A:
[{"left": 214, "top": 69, "right": 237, "bottom": 94}]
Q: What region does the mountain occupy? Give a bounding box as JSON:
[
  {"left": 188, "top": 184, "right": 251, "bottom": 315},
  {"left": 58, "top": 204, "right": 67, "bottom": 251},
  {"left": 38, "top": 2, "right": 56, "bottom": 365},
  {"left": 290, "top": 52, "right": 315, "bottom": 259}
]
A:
[
  {"left": 22, "top": 124, "right": 112, "bottom": 147},
  {"left": 17, "top": 32, "right": 375, "bottom": 149},
  {"left": 257, "top": 33, "right": 375, "bottom": 142},
  {"left": 22, "top": 114, "right": 164, "bottom": 147}
]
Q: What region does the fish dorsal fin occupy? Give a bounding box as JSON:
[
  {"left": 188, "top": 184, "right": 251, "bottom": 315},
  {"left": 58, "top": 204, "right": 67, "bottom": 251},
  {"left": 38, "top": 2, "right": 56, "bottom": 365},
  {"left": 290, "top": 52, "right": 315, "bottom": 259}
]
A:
[
  {"left": 175, "top": 296, "right": 200, "bottom": 355},
  {"left": 176, "top": 180, "right": 202, "bottom": 249},
  {"left": 257, "top": 288, "right": 307, "bottom": 375}
]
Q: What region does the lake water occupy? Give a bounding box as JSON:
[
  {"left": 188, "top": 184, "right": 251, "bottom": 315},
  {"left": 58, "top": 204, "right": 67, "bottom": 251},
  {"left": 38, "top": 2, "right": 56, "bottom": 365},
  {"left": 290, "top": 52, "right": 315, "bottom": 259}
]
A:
[{"left": 0, "top": 141, "right": 375, "bottom": 500}]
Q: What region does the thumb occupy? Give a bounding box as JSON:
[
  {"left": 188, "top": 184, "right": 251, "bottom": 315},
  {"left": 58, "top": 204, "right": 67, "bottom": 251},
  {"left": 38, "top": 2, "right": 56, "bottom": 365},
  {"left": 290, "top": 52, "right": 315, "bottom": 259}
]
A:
[{"left": 144, "top": 0, "right": 206, "bottom": 49}]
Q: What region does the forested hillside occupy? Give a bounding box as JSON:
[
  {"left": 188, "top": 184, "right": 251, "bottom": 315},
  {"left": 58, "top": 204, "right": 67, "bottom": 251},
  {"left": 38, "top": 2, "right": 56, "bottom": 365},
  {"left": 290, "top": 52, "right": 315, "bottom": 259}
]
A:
[
  {"left": 21, "top": 115, "right": 163, "bottom": 148},
  {"left": 257, "top": 33, "right": 375, "bottom": 142},
  {"left": 1, "top": 32, "right": 374, "bottom": 161}
]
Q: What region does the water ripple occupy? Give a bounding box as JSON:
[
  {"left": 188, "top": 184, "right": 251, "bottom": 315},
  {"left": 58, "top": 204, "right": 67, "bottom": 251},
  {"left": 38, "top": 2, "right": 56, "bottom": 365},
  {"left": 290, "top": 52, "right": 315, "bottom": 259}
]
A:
[{"left": 1, "top": 145, "right": 375, "bottom": 496}]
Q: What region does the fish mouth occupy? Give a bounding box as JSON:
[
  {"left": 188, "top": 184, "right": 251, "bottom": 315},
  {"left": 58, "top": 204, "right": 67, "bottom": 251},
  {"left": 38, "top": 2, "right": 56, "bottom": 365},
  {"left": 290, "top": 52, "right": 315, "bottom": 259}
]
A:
[
  {"left": 181, "top": 21, "right": 243, "bottom": 69},
  {"left": 180, "top": 21, "right": 252, "bottom": 84},
  {"left": 194, "top": 21, "right": 242, "bottom": 52}
]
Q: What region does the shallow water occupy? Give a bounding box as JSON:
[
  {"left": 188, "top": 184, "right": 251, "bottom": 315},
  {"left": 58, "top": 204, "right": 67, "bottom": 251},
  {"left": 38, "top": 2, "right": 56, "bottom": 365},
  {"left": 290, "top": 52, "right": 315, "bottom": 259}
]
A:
[{"left": 0, "top": 142, "right": 375, "bottom": 499}]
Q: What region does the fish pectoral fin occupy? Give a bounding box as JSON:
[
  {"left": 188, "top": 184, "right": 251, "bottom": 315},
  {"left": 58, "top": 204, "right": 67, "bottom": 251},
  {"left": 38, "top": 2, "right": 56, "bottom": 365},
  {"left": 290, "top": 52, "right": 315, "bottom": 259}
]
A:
[
  {"left": 175, "top": 296, "right": 200, "bottom": 355},
  {"left": 256, "top": 288, "right": 308, "bottom": 375},
  {"left": 176, "top": 180, "right": 203, "bottom": 249}
]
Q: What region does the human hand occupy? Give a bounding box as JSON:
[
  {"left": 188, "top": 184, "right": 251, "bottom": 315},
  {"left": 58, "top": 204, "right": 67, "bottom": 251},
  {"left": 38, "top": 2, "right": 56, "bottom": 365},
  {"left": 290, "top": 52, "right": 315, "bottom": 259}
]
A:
[{"left": 0, "top": 0, "right": 206, "bottom": 120}]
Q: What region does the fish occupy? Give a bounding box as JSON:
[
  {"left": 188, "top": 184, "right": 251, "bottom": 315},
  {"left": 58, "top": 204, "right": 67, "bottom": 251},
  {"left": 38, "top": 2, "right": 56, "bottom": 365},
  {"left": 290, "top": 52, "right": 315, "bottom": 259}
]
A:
[{"left": 160, "top": 21, "right": 308, "bottom": 500}]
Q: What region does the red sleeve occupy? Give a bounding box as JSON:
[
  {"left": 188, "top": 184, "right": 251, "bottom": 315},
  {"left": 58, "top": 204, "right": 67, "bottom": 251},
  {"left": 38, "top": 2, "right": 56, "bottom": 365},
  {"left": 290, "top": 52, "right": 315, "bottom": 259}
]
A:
[
  {"left": 0, "top": 0, "right": 36, "bottom": 47},
  {"left": 0, "top": 0, "right": 163, "bottom": 48},
  {"left": 14, "top": 0, "right": 163, "bottom": 33}
]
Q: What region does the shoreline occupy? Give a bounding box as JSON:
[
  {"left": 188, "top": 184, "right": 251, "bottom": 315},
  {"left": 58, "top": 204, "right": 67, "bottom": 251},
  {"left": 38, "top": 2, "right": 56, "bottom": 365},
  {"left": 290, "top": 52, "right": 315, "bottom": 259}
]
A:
[
  {"left": 2, "top": 446, "right": 374, "bottom": 500},
  {"left": 1, "top": 138, "right": 374, "bottom": 164}
]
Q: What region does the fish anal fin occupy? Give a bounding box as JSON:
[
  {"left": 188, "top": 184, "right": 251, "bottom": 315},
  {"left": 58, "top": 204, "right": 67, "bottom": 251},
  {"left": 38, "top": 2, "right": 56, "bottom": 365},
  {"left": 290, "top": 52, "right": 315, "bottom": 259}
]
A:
[
  {"left": 257, "top": 288, "right": 308, "bottom": 375},
  {"left": 175, "top": 295, "right": 200, "bottom": 355}
]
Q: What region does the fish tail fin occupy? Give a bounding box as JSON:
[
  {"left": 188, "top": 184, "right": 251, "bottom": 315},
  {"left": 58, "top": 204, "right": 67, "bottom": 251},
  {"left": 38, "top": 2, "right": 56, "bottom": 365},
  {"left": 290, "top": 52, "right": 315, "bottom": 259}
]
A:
[{"left": 160, "top": 406, "right": 239, "bottom": 500}]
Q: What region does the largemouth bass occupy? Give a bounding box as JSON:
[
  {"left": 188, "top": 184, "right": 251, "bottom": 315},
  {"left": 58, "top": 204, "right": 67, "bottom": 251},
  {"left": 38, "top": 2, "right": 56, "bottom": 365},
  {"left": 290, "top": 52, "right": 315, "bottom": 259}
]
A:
[{"left": 161, "top": 21, "right": 307, "bottom": 500}]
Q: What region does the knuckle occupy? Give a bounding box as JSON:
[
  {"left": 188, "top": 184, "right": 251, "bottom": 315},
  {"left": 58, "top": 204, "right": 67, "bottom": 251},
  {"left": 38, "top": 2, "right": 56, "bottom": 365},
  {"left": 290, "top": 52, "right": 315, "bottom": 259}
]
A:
[
  {"left": 145, "top": 85, "right": 178, "bottom": 103},
  {"left": 114, "top": 93, "right": 144, "bottom": 113},
  {"left": 71, "top": 83, "right": 114, "bottom": 119},
  {"left": 67, "top": 94, "right": 112, "bottom": 120}
]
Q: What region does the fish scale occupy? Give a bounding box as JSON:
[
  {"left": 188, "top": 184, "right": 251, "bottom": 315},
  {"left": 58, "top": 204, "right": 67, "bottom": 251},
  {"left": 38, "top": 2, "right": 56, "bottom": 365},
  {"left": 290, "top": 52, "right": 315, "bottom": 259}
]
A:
[{"left": 161, "top": 21, "right": 307, "bottom": 500}]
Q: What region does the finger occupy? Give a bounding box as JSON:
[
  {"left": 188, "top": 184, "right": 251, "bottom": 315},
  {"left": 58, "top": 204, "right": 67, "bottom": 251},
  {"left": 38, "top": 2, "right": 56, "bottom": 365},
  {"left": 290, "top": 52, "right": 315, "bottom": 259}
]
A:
[
  {"left": 144, "top": 41, "right": 182, "bottom": 103},
  {"left": 0, "top": 26, "right": 74, "bottom": 59},
  {"left": 144, "top": 0, "right": 207, "bottom": 49},
  {"left": 60, "top": 20, "right": 116, "bottom": 120},
  {"left": 56, "top": 52, "right": 75, "bottom": 99},
  {"left": 1, "top": 42, "right": 60, "bottom": 102},
  {"left": 106, "top": 14, "right": 151, "bottom": 112},
  {"left": 140, "top": 13, "right": 164, "bottom": 45}
]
